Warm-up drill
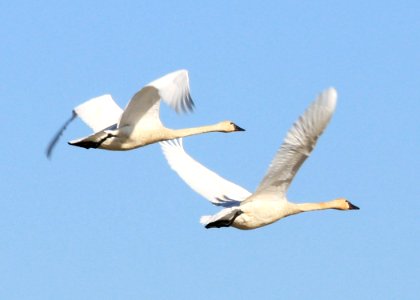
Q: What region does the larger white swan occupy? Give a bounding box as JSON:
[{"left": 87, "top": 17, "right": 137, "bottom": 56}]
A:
[
  {"left": 160, "top": 88, "right": 359, "bottom": 230},
  {"left": 46, "top": 70, "right": 244, "bottom": 158}
]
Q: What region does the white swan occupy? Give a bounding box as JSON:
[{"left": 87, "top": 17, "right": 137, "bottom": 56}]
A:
[
  {"left": 46, "top": 70, "right": 244, "bottom": 158},
  {"left": 160, "top": 88, "right": 359, "bottom": 230}
]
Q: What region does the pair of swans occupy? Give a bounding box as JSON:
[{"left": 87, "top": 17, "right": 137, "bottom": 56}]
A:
[{"left": 47, "top": 70, "right": 358, "bottom": 230}]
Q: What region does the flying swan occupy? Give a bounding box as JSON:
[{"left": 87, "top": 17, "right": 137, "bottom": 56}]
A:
[
  {"left": 46, "top": 70, "right": 244, "bottom": 158},
  {"left": 160, "top": 88, "right": 359, "bottom": 230}
]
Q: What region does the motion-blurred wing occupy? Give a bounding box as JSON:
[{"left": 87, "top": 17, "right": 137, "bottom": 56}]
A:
[
  {"left": 46, "top": 94, "right": 122, "bottom": 158},
  {"left": 46, "top": 112, "right": 77, "bottom": 158},
  {"left": 118, "top": 70, "right": 194, "bottom": 129},
  {"left": 255, "top": 88, "right": 337, "bottom": 197},
  {"left": 160, "top": 139, "right": 252, "bottom": 207}
]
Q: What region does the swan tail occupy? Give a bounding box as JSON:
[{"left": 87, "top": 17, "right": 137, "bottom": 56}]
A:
[
  {"left": 68, "top": 131, "right": 113, "bottom": 149},
  {"left": 200, "top": 207, "right": 243, "bottom": 229}
]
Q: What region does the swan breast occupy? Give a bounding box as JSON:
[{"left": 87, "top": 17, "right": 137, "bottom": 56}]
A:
[{"left": 232, "top": 200, "right": 287, "bottom": 229}]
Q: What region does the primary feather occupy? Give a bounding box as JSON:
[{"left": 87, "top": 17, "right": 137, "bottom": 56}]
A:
[{"left": 118, "top": 70, "right": 193, "bottom": 129}]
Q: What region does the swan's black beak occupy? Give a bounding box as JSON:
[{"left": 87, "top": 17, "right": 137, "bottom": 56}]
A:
[
  {"left": 347, "top": 201, "right": 360, "bottom": 210},
  {"left": 233, "top": 124, "right": 245, "bottom": 131}
]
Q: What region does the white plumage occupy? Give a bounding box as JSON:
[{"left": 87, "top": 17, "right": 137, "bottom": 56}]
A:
[
  {"left": 161, "top": 88, "right": 359, "bottom": 230},
  {"left": 161, "top": 138, "right": 251, "bottom": 207},
  {"left": 74, "top": 94, "right": 123, "bottom": 132},
  {"left": 47, "top": 70, "right": 244, "bottom": 157}
]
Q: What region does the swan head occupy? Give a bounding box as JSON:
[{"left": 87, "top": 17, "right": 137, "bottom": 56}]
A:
[
  {"left": 333, "top": 198, "right": 360, "bottom": 210},
  {"left": 219, "top": 121, "right": 245, "bottom": 132}
]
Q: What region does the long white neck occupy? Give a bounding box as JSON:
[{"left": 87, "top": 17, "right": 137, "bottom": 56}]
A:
[
  {"left": 169, "top": 123, "right": 228, "bottom": 139},
  {"left": 292, "top": 198, "right": 351, "bottom": 213}
]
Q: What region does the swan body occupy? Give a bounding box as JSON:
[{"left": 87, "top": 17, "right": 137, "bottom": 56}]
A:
[
  {"left": 46, "top": 70, "right": 244, "bottom": 157},
  {"left": 68, "top": 120, "right": 243, "bottom": 151},
  {"left": 160, "top": 88, "right": 359, "bottom": 230}
]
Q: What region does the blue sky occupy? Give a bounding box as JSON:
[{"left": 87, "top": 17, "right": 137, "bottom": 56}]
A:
[{"left": 1, "top": 1, "right": 419, "bottom": 299}]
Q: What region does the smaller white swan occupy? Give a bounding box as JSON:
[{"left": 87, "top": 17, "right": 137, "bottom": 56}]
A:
[
  {"left": 160, "top": 88, "right": 359, "bottom": 230},
  {"left": 46, "top": 70, "right": 244, "bottom": 158}
]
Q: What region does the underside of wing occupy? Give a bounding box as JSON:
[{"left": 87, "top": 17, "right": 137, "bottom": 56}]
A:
[
  {"left": 255, "top": 88, "right": 338, "bottom": 196},
  {"left": 160, "top": 138, "right": 252, "bottom": 207},
  {"left": 74, "top": 94, "right": 123, "bottom": 132},
  {"left": 118, "top": 86, "right": 162, "bottom": 129}
]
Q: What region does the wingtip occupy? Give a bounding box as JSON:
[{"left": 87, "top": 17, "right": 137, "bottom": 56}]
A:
[
  {"left": 175, "top": 92, "right": 195, "bottom": 114},
  {"left": 45, "top": 149, "right": 53, "bottom": 160},
  {"left": 325, "top": 87, "right": 337, "bottom": 100},
  {"left": 318, "top": 87, "right": 338, "bottom": 111},
  {"left": 178, "top": 69, "right": 189, "bottom": 75},
  {"left": 45, "top": 112, "right": 78, "bottom": 159}
]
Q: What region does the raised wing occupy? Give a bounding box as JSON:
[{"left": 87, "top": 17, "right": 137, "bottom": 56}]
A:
[
  {"left": 46, "top": 94, "right": 123, "bottom": 158},
  {"left": 160, "top": 139, "right": 252, "bottom": 207},
  {"left": 118, "top": 70, "right": 194, "bottom": 129},
  {"left": 255, "top": 88, "right": 337, "bottom": 196}
]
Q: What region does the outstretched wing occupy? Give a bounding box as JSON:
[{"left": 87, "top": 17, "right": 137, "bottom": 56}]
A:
[
  {"left": 118, "top": 70, "right": 194, "bottom": 129},
  {"left": 73, "top": 94, "right": 123, "bottom": 132},
  {"left": 46, "top": 94, "right": 123, "bottom": 158},
  {"left": 160, "top": 139, "right": 252, "bottom": 207},
  {"left": 255, "top": 88, "right": 337, "bottom": 197}
]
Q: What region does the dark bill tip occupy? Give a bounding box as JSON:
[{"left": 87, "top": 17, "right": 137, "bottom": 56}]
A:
[
  {"left": 348, "top": 201, "right": 360, "bottom": 210},
  {"left": 234, "top": 124, "right": 245, "bottom": 131}
]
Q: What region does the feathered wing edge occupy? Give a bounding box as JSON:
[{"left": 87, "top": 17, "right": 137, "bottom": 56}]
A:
[
  {"left": 160, "top": 138, "right": 252, "bottom": 227},
  {"left": 118, "top": 70, "right": 194, "bottom": 129},
  {"left": 255, "top": 87, "right": 338, "bottom": 196},
  {"left": 146, "top": 69, "right": 195, "bottom": 113},
  {"left": 160, "top": 138, "right": 252, "bottom": 207}
]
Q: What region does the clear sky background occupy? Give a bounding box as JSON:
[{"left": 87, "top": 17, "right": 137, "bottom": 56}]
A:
[{"left": 1, "top": 1, "right": 419, "bottom": 299}]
